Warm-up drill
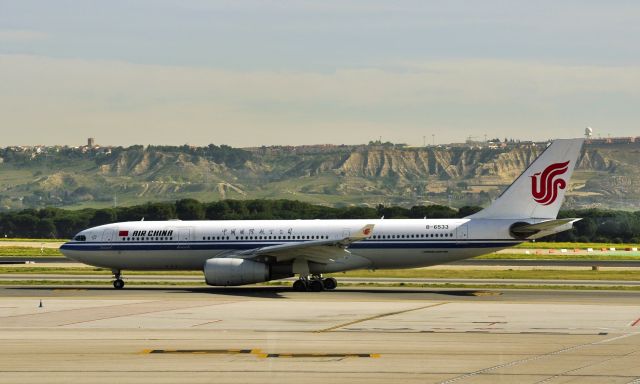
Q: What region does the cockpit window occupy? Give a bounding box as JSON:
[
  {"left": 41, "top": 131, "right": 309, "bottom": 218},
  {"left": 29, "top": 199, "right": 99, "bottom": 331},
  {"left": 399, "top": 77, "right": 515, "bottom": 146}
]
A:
[{"left": 74, "top": 235, "right": 86, "bottom": 241}]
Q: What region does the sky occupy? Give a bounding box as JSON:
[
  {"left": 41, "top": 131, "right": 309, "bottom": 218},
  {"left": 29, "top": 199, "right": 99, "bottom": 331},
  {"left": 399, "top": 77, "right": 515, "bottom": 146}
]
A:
[{"left": 1, "top": 0, "right": 639, "bottom": 147}]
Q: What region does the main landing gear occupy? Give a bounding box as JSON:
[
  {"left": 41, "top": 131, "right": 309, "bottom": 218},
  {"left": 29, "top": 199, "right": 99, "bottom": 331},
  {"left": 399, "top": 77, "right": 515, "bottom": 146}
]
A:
[
  {"left": 292, "top": 275, "right": 337, "bottom": 292},
  {"left": 112, "top": 270, "right": 125, "bottom": 289}
]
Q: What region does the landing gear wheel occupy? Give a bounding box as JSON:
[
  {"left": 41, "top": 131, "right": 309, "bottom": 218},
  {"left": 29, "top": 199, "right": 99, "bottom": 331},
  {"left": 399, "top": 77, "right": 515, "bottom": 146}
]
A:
[
  {"left": 322, "top": 277, "right": 337, "bottom": 290},
  {"left": 112, "top": 269, "right": 124, "bottom": 289},
  {"left": 308, "top": 279, "right": 324, "bottom": 292},
  {"left": 292, "top": 279, "right": 308, "bottom": 292}
]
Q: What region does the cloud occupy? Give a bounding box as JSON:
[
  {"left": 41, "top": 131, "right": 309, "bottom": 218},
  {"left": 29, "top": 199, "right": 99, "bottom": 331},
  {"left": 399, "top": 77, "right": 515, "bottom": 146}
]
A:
[
  {"left": 0, "top": 54, "right": 639, "bottom": 146},
  {"left": 0, "top": 30, "right": 49, "bottom": 42}
]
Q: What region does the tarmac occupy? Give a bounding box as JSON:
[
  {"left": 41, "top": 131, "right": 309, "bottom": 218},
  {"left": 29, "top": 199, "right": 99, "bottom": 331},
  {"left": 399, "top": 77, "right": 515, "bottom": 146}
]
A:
[{"left": 1, "top": 286, "right": 640, "bottom": 383}]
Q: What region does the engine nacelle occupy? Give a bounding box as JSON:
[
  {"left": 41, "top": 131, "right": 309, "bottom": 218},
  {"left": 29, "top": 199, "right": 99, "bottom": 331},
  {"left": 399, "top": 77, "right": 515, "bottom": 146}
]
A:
[{"left": 203, "top": 258, "right": 270, "bottom": 286}]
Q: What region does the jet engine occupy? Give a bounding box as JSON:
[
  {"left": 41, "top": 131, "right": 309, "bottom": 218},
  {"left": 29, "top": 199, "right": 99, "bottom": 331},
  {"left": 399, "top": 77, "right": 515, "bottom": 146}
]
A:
[{"left": 203, "top": 258, "right": 270, "bottom": 286}]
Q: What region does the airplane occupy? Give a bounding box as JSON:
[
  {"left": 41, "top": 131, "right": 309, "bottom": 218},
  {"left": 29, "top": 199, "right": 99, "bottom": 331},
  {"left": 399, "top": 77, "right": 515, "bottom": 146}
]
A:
[{"left": 60, "top": 138, "right": 584, "bottom": 291}]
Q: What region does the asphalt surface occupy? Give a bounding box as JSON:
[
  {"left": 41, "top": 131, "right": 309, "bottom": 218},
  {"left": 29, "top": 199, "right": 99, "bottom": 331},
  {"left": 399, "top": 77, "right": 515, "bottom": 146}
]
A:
[{"left": 1, "top": 286, "right": 640, "bottom": 383}]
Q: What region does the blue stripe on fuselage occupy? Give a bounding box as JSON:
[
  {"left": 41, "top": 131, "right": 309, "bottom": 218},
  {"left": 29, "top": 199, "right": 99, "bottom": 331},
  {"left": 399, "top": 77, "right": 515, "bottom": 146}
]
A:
[{"left": 60, "top": 240, "right": 520, "bottom": 252}]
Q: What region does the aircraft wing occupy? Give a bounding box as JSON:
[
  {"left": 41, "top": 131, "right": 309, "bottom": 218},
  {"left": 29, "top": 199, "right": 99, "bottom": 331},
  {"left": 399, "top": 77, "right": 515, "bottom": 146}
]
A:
[{"left": 224, "top": 224, "right": 375, "bottom": 264}]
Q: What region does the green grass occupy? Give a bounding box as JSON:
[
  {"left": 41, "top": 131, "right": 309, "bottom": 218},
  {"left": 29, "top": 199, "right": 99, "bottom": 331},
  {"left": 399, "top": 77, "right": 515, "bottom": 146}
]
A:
[
  {"left": 516, "top": 242, "right": 640, "bottom": 250},
  {"left": 0, "top": 238, "right": 67, "bottom": 243},
  {"left": 329, "top": 269, "right": 640, "bottom": 281},
  {"left": 475, "top": 253, "right": 640, "bottom": 261},
  {"left": 331, "top": 283, "right": 640, "bottom": 291},
  {"left": 0, "top": 267, "right": 199, "bottom": 275},
  {"left": 3, "top": 266, "right": 639, "bottom": 281},
  {"left": 0, "top": 280, "right": 204, "bottom": 286},
  {"left": 0, "top": 247, "right": 63, "bottom": 257}
]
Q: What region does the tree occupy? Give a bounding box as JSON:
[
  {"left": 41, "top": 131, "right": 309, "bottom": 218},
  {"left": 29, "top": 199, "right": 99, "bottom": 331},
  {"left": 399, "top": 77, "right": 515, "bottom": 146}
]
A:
[
  {"left": 144, "top": 202, "right": 176, "bottom": 220},
  {"left": 35, "top": 218, "right": 57, "bottom": 238},
  {"left": 90, "top": 209, "right": 116, "bottom": 226},
  {"left": 176, "top": 199, "right": 205, "bottom": 220},
  {"left": 457, "top": 206, "right": 482, "bottom": 217}
]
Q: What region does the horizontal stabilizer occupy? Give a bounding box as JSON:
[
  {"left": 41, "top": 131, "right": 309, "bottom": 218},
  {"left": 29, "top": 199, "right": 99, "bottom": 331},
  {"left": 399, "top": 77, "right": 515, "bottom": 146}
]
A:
[{"left": 510, "top": 218, "right": 581, "bottom": 239}]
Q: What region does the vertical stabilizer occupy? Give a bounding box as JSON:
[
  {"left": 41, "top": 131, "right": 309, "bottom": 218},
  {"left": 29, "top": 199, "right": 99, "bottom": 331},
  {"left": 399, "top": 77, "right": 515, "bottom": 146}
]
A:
[{"left": 468, "top": 138, "right": 584, "bottom": 219}]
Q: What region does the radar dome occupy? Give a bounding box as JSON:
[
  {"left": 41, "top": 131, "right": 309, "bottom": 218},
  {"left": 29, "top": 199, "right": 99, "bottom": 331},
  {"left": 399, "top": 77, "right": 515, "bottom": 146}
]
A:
[{"left": 585, "top": 127, "right": 593, "bottom": 138}]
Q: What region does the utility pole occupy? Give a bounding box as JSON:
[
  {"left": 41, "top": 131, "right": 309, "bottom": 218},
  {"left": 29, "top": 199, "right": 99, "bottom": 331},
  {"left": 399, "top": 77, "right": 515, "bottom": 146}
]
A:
[{"left": 113, "top": 193, "right": 117, "bottom": 221}]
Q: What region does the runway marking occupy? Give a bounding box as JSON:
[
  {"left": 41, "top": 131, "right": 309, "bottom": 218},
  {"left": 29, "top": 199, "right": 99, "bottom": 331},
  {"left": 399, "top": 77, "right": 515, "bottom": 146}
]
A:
[
  {"left": 533, "top": 347, "right": 640, "bottom": 384},
  {"left": 58, "top": 302, "right": 214, "bottom": 326},
  {"left": 256, "top": 353, "right": 380, "bottom": 359},
  {"left": 470, "top": 291, "right": 502, "bottom": 296},
  {"left": 315, "top": 302, "right": 449, "bottom": 333},
  {"left": 142, "top": 349, "right": 380, "bottom": 359},
  {"left": 190, "top": 319, "right": 222, "bottom": 327},
  {"left": 144, "top": 349, "right": 262, "bottom": 355},
  {"left": 436, "top": 332, "right": 640, "bottom": 384}
]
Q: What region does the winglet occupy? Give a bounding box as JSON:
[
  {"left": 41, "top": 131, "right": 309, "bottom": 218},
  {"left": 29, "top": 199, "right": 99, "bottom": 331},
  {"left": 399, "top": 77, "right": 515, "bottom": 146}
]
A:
[{"left": 349, "top": 224, "right": 375, "bottom": 241}]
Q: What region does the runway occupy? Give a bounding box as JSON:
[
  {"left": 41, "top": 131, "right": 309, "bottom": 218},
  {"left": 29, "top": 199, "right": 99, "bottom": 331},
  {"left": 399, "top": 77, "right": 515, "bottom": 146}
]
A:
[{"left": 1, "top": 286, "right": 639, "bottom": 383}]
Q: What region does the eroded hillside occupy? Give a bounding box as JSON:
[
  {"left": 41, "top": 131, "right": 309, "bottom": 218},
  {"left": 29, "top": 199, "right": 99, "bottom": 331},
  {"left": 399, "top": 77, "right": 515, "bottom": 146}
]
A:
[{"left": 0, "top": 142, "right": 638, "bottom": 210}]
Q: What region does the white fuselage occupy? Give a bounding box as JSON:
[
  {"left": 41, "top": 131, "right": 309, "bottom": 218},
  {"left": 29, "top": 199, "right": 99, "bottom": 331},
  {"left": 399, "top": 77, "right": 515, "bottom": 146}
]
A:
[{"left": 60, "top": 218, "right": 522, "bottom": 272}]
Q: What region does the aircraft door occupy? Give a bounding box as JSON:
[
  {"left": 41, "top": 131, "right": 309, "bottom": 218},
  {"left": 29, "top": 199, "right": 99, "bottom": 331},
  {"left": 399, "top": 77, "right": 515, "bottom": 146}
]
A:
[
  {"left": 456, "top": 223, "right": 468, "bottom": 241},
  {"left": 102, "top": 229, "right": 116, "bottom": 242},
  {"left": 178, "top": 228, "right": 192, "bottom": 249},
  {"left": 101, "top": 229, "right": 116, "bottom": 250}
]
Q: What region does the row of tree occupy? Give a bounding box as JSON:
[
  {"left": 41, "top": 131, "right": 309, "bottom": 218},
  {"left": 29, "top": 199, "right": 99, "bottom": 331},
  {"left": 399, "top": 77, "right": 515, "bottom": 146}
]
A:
[{"left": 0, "top": 199, "right": 638, "bottom": 243}]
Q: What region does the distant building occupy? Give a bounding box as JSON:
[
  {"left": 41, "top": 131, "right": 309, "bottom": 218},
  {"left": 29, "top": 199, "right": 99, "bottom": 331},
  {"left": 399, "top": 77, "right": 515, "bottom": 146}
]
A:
[{"left": 88, "top": 137, "right": 95, "bottom": 148}]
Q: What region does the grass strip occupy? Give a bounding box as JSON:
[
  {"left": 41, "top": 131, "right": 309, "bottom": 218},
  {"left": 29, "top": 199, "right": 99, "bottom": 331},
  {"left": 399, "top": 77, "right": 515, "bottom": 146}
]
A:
[
  {"left": 515, "top": 242, "right": 640, "bottom": 250},
  {"left": 329, "top": 269, "right": 640, "bottom": 281},
  {"left": 0, "top": 247, "right": 64, "bottom": 257},
  {"left": 0, "top": 238, "right": 68, "bottom": 243},
  {"left": 3, "top": 267, "right": 640, "bottom": 280},
  {"left": 475, "top": 253, "right": 640, "bottom": 261},
  {"left": 0, "top": 267, "right": 200, "bottom": 275}
]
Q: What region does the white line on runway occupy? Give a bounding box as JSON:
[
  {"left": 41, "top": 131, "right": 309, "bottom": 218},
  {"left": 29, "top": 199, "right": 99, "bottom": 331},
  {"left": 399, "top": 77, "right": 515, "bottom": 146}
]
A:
[{"left": 436, "top": 332, "right": 640, "bottom": 384}]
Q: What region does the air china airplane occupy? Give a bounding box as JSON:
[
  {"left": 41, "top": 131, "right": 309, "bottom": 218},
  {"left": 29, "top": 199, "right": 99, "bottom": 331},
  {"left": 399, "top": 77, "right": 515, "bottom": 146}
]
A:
[{"left": 61, "top": 138, "right": 584, "bottom": 291}]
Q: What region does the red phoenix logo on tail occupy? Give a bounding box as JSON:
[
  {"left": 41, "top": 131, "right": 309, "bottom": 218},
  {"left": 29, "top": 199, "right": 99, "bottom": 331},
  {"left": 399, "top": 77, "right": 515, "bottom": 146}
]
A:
[{"left": 530, "top": 161, "right": 569, "bottom": 205}]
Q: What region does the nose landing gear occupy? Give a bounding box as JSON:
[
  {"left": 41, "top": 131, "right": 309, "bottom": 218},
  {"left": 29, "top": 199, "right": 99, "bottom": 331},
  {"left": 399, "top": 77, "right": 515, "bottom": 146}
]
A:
[{"left": 112, "top": 270, "right": 125, "bottom": 289}]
